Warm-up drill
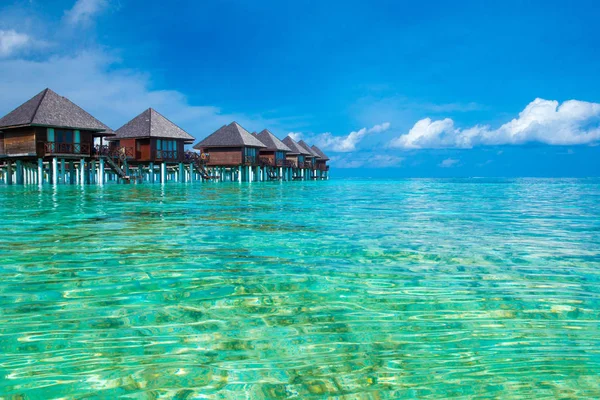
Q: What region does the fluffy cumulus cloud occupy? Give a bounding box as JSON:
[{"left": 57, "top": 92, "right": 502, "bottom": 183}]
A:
[
  {"left": 0, "top": 30, "right": 30, "bottom": 57},
  {"left": 64, "top": 0, "right": 109, "bottom": 25},
  {"left": 313, "top": 122, "right": 391, "bottom": 152},
  {"left": 390, "top": 98, "right": 600, "bottom": 149}
]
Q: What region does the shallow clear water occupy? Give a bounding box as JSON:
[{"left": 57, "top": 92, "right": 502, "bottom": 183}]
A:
[{"left": 1, "top": 178, "right": 599, "bottom": 399}]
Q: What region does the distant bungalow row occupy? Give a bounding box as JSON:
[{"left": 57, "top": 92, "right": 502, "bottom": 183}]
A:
[{"left": 0, "top": 89, "right": 329, "bottom": 185}]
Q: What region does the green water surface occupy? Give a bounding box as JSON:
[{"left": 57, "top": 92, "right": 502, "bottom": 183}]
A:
[{"left": 1, "top": 178, "right": 599, "bottom": 399}]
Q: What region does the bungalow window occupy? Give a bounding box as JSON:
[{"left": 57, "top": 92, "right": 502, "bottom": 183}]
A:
[
  {"left": 47, "top": 129, "right": 80, "bottom": 153},
  {"left": 244, "top": 147, "right": 257, "bottom": 164},
  {"left": 298, "top": 155, "right": 305, "bottom": 164},
  {"left": 55, "top": 130, "right": 73, "bottom": 144},
  {"left": 275, "top": 151, "right": 285, "bottom": 161},
  {"left": 157, "top": 139, "right": 177, "bottom": 159}
]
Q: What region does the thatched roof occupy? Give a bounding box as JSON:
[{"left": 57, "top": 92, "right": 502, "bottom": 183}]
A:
[
  {"left": 253, "top": 129, "right": 292, "bottom": 152},
  {"left": 297, "top": 140, "right": 319, "bottom": 158},
  {"left": 282, "top": 136, "right": 310, "bottom": 156},
  {"left": 193, "top": 121, "right": 266, "bottom": 149},
  {"left": 0, "top": 88, "right": 113, "bottom": 134},
  {"left": 311, "top": 145, "right": 330, "bottom": 161},
  {"left": 112, "top": 108, "right": 194, "bottom": 142}
]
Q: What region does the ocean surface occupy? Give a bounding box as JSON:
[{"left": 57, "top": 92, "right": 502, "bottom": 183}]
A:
[{"left": 0, "top": 178, "right": 599, "bottom": 399}]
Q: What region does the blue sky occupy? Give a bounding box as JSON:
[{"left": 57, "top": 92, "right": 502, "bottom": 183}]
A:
[{"left": 0, "top": 0, "right": 599, "bottom": 177}]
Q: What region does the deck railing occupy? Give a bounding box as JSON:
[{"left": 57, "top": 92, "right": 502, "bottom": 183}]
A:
[
  {"left": 184, "top": 151, "right": 210, "bottom": 164},
  {"left": 259, "top": 158, "right": 293, "bottom": 167},
  {"left": 259, "top": 156, "right": 273, "bottom": 166},
  {"left": 243, "top": 155, "right": 258, "bottom": 165},
  {"left": 120, "top": 147, "right": 135, "bottom": 159},
  {"left": 156, "top": 150, "right": 178, "bottom": 160},
  {"left": 44, "top": 142, "right": 91, "bottom": 156},
  {"left": 93, "top": 145, "right": 134, "bottom": 160},
  {"left": 94, "top": 145, "right": 110, "bottom": 157}
]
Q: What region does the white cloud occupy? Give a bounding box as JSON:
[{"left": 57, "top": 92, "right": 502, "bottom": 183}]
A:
[
  {"left": 65, "top": 0, "right": 108, "bottom": 25},
  {"left": 329, "top": 152, "right": 404, "bottom": 168},
  {"left": 389, "top": 98, "right": 600, "bottom": 149},
  {"left": 0, "top": 30, "right": 30, "bottom": 57},
  {"left": 371, "top": 154, "right": 404, "bottom": 167},
  {"left": 311, "top": 122, "right": 391, "bottom": 152},
  {"left": 0, "top": 50, "right": 290, "bottom": 137},
  {"left": 439, "top": 158, "right": 459, "bottom": 168},
  {"left": 288, "top": 132, "right": 303, "bottom": 141}
]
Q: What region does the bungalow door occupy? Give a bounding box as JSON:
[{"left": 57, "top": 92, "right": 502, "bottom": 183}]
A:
[{"left": 53, "top": 129, "right": 74, "bottom": 153}]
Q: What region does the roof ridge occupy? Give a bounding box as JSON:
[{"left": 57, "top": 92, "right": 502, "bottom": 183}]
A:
[
  {"left": 234, "top": 123, "right": 246, "bottom": 144},
  {"left": 148, "top": 107, "right": 152, "bottom": 136},
  {"left": 152, "top": 108, "right": 194, "bottom": 140},
  {"left": 30, "top": 88, "right": 48, "bottom": 124}
]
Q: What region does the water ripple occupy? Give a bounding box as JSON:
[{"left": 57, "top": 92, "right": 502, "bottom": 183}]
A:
[{"left": 1, "top": 178, "right": 599, "bottom": 398}]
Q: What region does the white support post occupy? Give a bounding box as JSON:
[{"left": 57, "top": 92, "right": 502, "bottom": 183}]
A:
[
  {"left": 52, "top": 158, "right": 58, "bottom": 185},
  {"left": 80, "top": 159, "right": 85, "bottom": 184},
  {"left": 60, "top": 159, "right": 65, "bottom": 184},
  {"left": 161, "top": 162, "right": 166, "bottom": 184},
  {"left": 99, "top": 158, "right": 105, "bottom": 185},
  {"left": 238, "top": 166, "right": 242, "bottom": 183}
]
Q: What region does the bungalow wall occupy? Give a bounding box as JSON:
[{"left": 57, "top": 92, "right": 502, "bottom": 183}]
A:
[
  {"left": 34, "top": 128, "right": 95, "bottom": 158},
  {"left": 285, "top": 154, "right": 299, "bottom": 168},
  {"left": 260, "top": 151, "right": 276, "bottom": 165},
  {"left": 203, "top": 147, "right": 242, "bottom": 166},
  {"left": 0, "top": 134, "right": 4, "bottom": 155},
  {"left": 152, "top": 138, "right": 185, "bottom": 163},
  {"left": 136, "top": 139, "right": 151, "bottom": 160},
  {"left": 111, "top": 138, "right": 186, "bottom": 162},
  {"left": 118, "top": 138, "right": 136, "bottom": 151},
  {"left": 3, "top": 127, "right": 37, "bottom": 156}
]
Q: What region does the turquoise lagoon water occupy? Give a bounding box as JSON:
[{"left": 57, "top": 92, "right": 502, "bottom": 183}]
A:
[{"left": 1, "top": 178, "right": 599, "bottom": 399}]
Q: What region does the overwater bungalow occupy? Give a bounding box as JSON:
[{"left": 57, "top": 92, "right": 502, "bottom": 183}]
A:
[
  {"left": 107, "top": 108, "right": 196, "bottom": 183},
  {"left": 0, "top": 88, "right": 114, "bottom": 184},
  {"left": 311, "top": 145, "right": 330, "bottom": 179},
  {"left": 296, "top": 140, "right": 319, "bottom": 178},
  {"left": 252, "top": 129, "right": 293, "bottom": 180},
  {"left": 0, "top": 88, "right": 331, "bottom": 185},
  {"left": 282, "top": 136, "right": 312, "bottom": 179},
  {"left": 193, "top": 122, "right": 267, "bottom": 182}
]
